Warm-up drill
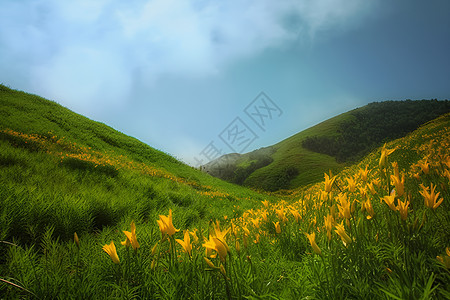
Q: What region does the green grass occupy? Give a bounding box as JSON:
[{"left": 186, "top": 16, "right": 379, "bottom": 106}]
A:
[{"left": 0, "top": 85, "right": 449, "bottom": 299}]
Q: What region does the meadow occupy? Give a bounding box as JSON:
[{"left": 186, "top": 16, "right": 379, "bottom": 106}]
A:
[{"left": 0, "top": 85, "right": 449, "bottom": 299}]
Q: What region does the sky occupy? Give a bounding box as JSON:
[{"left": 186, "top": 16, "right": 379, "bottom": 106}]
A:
[{"left": 1, "top": 0, "right": 450, "bottom": 166}]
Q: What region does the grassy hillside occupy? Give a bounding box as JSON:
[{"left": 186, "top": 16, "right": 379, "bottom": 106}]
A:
[
  {"left": 204, "top": 100, "right": 450, "bottom": 191},
  {"left": 0, "top": 85, "right": 449, "bottom": 299},
  {"left": 0, "top": 84, "right": 273, "bottom": 244}
]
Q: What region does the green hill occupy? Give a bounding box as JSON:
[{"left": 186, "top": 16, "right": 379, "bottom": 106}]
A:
[
  {"left": 0, "top": 84, "right": 270, "bottom": 244},
  {"left": 203, "top": 100, "right": 450, "bottom": 191}
]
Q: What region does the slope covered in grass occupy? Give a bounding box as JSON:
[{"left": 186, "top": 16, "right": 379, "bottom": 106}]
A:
[
  {"left": 0, "top": 84, "right": 272, "bottom": 245},
  {"left": 204, "top": 100, "right": 450, "bottom": 191}
]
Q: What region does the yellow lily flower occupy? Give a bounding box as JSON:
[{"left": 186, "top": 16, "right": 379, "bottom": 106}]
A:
[
  {"left": 383, "top": 193, "right": 397, "bottom": 211},
  {"left": 358, "top": 165, "right": 370, "bottom": 182},
  {"left": 102, "top": 241, "right": 120, "bottom": 264},
  {"left": 157, "top": 209, "right": 179, "bottom": 236},
  {"left": 74, "top": 232, "right": 80, "bottom": 248},
  {"left": 364, "top": 198, "right": 375, "bottom": 220},
  {"left": 335, "top": 222, "right": 352, "bottom": 246},
  {"left": 212, "top": 220, "right": 230, "bottom": 241},
  {"left": 324, "top": 172, "right": 337, "bottom": 193},
  {"left": 204, "top": 257, "right": 217, "bottom": 269},
  {"left": 275, "top": 208, "right": 287, "bottom": 222},
  {"left": 261, "top": 210, "right": 268, "bottom": 222},
  {"left": 305, "top": 232, "right": 322, "bottom": 255},
  {"left": 418, "top": 159, "right": 429, "bottom": 174},
  {"left": 235, "top": 240, "right": 241, "bottom": 253},
  {"left": 203, "top": 236, "right": 229, "bottom": 262},
  {"left": 250, "top": 218, "right": 261, "bottom": 229},
  {"left": 436, "top": 247, "right": 450, "bottom": 269},
  {"left": 121, "top": 233, "right": 131, "bottom": 247},
  {"left": 397, "top": 199, "right": 409, "bottom": 221},
  {"left": 273, "top": 221, "right": 281, "bottom": 234},
  {"left": 420, "top": 183, "right": 443, "bottom": 209},
  {"left": 190, "top": 228, "right": 199, "bottom": 243},
  {"left": 151, "top": 242, "right": 159, "bottom": 256},
  {"left": 176, "top": 230, "right": 193, "bottom": 256},
  {"left": 379, "top": 143, "right": 395, "bottom": 168},
  {"left": 392, "top": 162, "right": 400, "bottom": 179},
  {"left": 290, "top": 208, "right": 302, "bottom": 223},
  {"left": 337, "top": 193, "right": 352, "bottom": 219},
  {"left": 324, "top": 214, "right": 333, "bottom": 241},
  {"left": 346, "top": 176, "right": 356, "bottom": 193},
  {"left": 122, "top": 220, "right": 140, "bottom": 250},
  {"left": 367, "top": 182, "right": 377, "bottom": 195},
  {"left": 390, "top": 174, "right": 405, "bottom": 197}
]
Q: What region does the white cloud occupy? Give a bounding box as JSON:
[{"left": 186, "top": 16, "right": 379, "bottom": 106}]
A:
[{"left": 0, "top": 0, "right": 374, "bottom": 111}]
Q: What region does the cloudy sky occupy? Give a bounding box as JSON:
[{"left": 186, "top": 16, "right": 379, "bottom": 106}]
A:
[{"left": 1, "top": 0, "right": 450, "bottom": 165}]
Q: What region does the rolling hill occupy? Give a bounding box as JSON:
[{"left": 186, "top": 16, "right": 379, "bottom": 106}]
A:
[
  {"left": 202, "top": 100, "right": 450, "bottom": 191},
  {"left": 0, "top": 84, "right": 272, "bottom": 243}
]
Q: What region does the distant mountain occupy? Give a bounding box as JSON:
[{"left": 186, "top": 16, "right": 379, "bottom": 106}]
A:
[{"left": 202, "top": 99, "right": 450, "bottom": 191}]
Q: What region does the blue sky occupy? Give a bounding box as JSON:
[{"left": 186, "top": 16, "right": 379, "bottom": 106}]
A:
[{"left": 1, "top": 0, "right": 449, "bottom": 165}]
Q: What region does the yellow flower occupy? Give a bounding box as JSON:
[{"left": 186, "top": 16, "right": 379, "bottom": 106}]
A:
[
  {"left": 220, "top": 264, "right": 227, "bottom": 277},
  {"left": 190, "top": 228, "right": 199, "bottom": 243},
  {"left": 364, "top": 198, "right": 375, "bottom": 220},
  {"left": 176, "top": 230, "right": 193, "bottom": 256},
  {"left": 250, "top": 218, "right": 261, "bottom": 229},
  {"left": 324, "top": 214, "right": 333, "bottom": 241},
  {"left": 358, "top": 165, "right": 370, "bottom": 182},
  {"left": 203, "top": 236, "right": 229, "bottom": 262},
  {"left": 157, "top": 209, "right": 179, "bottom": 236},
  {"left": 273, "top": 221, "right": 281, "bottom": 234},
  {"left": 290, "top": 208, "right": 301, "bottom": 223},
  {"left": 254, "top": 233, "right": 260, "bottom": 244},
  {"left": 367, "top": 182, "right": 377, "bottom": 195},
  {"left": 235, "top": 240, "right": 241, "bottom": 253},
  {"left": 392, "top": 162, "right": 400, "bottom": 179},
  {"left": 436, "top": 247, "right": 450, "bottom": 269},
  {"left": 383, "top": 193, "right": 397, "bottom": 211},
  {"left": 102, "top": 241, "right": 120, "bottom": 264},
  {"left": 337, "top": 193, "right": 352, "bottom": 219},
  {"left": 324, "top": 172, "right": 337, "bottom": 193},
  {"left": 121, "top": 234, "right": 131, "bottom": 247},
  {"left": 151, "top": 242, "right": 159, "bottom": 256},
  {"left": 275, "top": 208, "right": 287, "bottom": 222},
  {"left": 420, "top": 183, "right": 444, "bottom": 209},
  {"left": 346, "top": 176, "right": 356, "bottom": 193},
  {"left": 334, "top": 222, "right": 352, "bottom": 246},
  {"left": 262, "top": 200, "right": 269, "bottom": 208},
  {"left": 204, "top": 257, "right": 217, "bottom": 269},
  {"left": 74, "top": 232, "right": 79, "bottom": 248},
  {"left": 418, "top": 159, "right": 429, "bottom": 174},
  {"left": 396, "top": 199, "right": 409, "bottom": 221},
  {"left": 212, "top": 220, "right": 230, "bottom": 241},
  {"left": 390, "top": 174, "right": 405, "bottom": 197},
  {"left": 390, "top": 163, "right": 405, "bottom": 197},
  {"left": 122, "top": 220, "right": 140, "bottom": 250},
  {"left": 379, "top": 143, "right": 395, "bottom": 168},
  {"left": 359, "top": 186, "right": 368, "bottom": 199},
  {"left": 261, "top": 210, "right": 268, "bottom": 222},
  {"left": 305, "top": 232, "right": 322, "bottom": 255}
]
